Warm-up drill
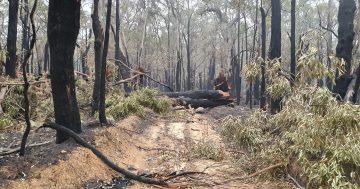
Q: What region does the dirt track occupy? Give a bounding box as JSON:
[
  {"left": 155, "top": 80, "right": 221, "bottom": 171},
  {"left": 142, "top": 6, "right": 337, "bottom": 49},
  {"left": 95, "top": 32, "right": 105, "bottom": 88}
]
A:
[{"left": 0, "top": 106, "right": 294, "bottom": 189}]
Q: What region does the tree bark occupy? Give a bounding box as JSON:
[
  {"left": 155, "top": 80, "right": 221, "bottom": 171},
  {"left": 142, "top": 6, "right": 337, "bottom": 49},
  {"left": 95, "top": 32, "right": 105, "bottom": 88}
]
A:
[
  {"left": 336, "top": 0, "right": 356, "bottom": 75},
  {"left": 99, "top": 0, "right": 112, "bottom": 124},
  {"left": 290, "top": 0, "right": 296, "bottom": 87},
  {"left": 115, "top": 0, "right": 131, "bottom": 95},
  {"left": 260, "top": 7, "right": 267, "bottom": 110},
  {"left": 91, "top": 0, "right": 104, "bottom": 115},
  {"left": 269, "top": 0, "right": 282, "bottom": 114},
  {"left": 6, "top": 0, "right": 20, "bottom": 78},
  {"left": 47, "top": 0, "right": 82, "bottom": 143}
]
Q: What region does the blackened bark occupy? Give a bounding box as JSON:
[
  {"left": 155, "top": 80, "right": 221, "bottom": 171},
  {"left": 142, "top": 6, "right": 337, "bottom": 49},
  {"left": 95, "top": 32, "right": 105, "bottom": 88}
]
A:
[
  {"left": 99, "top": 0, "right": 112, "bottom": 124},
  {"left": 336, "top": 0, "right": 356, "bottom": 74},
  {"left": 290, "top": 0, "right": 296, "bottom": 87},
  {"left": 269, "top": 0, "right": 282, "bottom": 114},
  {"left": 21, "top": 0, "right": 30, "bottom": 73},
  {"left": 47, "top": 0, "right": 82, "bottom": 143},
  {"left": 260, "top": 7, "right": 267, "bottom": 110},
  {"left": 326, "top": 0, "right": 334, "bottom": 90},
  {"left": 236, "top": 8, "right": 241, "bottom": 105},
  {"left": 91, "top": 0, "right": 104, "bottom": 115},
  {"left": 115, "top": 0, "right": 131, "bottom": 94},
  {"left": 253, "top": 0, "right": 260, "bottom": 105},
  {"left": 6, "top": 0, "right": 19, "bottom": 78},
  {"left": 43, "top": 42, "right": 49, "bottom": 73}
]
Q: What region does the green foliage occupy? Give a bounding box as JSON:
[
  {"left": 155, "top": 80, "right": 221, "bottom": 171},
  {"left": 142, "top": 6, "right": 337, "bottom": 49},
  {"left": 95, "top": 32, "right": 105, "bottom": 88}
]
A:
[
  {"left": 241, "top": 57, "right": 261, "bottom": 83},
  {"left": 270, "top": 88, "right": 360, "bottom": 188},
  {"left": 191, "top": 139, "right": 225, "bottom": 161},
  {"left": 106, "top": 88, "right": 172, "bottom": 120},
  {"left": 222, "top": 113, "right": 266, "bottom": 152}
]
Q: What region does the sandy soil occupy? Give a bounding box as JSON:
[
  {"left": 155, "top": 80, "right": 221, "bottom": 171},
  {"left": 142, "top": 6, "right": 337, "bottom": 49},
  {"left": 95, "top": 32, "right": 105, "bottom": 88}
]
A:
[{"left": 0, "top": 106, "right": 294, "bottom": 189}]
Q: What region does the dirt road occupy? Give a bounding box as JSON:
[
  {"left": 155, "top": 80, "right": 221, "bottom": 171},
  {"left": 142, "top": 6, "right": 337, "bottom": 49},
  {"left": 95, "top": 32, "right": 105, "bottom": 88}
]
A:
[{"left": 0, "top": 106, "right": 293, "bottom": 188}]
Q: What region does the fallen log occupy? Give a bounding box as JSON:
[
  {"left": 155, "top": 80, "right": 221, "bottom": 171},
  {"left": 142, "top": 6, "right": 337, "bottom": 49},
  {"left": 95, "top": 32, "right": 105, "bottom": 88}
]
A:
[
  {"left": 176, "top": 97, "right": 233, "bottom": 109},
  {"left": 164, "top": 90, "right": 230, "bottom": 100}
]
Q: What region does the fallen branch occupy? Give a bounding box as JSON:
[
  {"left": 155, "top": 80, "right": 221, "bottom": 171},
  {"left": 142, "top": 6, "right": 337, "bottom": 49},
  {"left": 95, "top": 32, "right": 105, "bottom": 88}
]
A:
[
  {"left": 40, "top": 122, "right": 167, "bottom": 186},
  {"left": 108, "top": 58, "right": 174, "bottom": 91},
  {"left": 220, "top": 163, "right": 284, "bottom": 184},
  {"left": 113, "top": 73, "right": 142, "bottom": 85},
  {"left": 0, "top": 141, "right": 51, "bottom": 156}
]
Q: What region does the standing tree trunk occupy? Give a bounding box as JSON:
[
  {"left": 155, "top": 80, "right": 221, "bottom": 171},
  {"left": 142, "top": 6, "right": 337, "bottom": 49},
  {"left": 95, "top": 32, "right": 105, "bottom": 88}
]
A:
[
  {"left": 48, "top": 0, "right": 82, "bottom": 143},
  {"left": 21, "top": 0, "right": 30, "bottom": 73},
  {"left": 115, "top": 0, "right": 131, "bottom": 95},
  {"left": 336, "top": 0, "right": 356, "bottom": 75},
  {"left": 290, "top": 0, "right": 296, "bottom": 87},
  {"left": 43, "top": 41, "right": 50, "bottom": 73},
  {"left": 91, "top": 0, "right": 104, "bottom": 115},
  {"left": 186, "top": 0, "right": 192, "bottom": 91},
  {"left": 236, "top": 7, "right": 241, "bottom": 105},
  {"left": 253, "top": 0, "right": 260, "bottom": 105},
  {"left": 6, "top": 0, "right": 20, "bottom": 78},
  {"left": 326, "top": 0, "right": 334, "bottom": 90},
  {"left": 269, "top": 0, "right": 282, "bottom": 114},
  {"left": 99, "top": 0, "right": 112, "bottom": 124},
  {"left": 81, "top": 29, "right": 92, "bottom": 78},
  {"left": 260, "top": 7, "right": 267, "bottom": 110}
]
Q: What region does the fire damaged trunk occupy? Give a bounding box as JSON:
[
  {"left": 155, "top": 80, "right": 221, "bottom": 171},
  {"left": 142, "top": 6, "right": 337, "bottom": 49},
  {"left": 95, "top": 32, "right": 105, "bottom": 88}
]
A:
[
  {"left": 47, "top": 0, "right": 82, "bottom": 143},
  {"left": 269, "top": 0, "right": 282, "bottom": 114},
  {"left": 91, "top": 0, "right": 104, "bottom": 115},
  {"left": 6, "top": 0, "right": 19, "bottom": 78},
  {"left": 333, "top": 0, "right": 359, "bottom": 100}
]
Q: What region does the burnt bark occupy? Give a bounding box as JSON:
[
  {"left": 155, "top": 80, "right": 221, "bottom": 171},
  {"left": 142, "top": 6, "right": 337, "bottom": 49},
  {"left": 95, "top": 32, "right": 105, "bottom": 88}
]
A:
[
  {"left": 290, "top": 0, "right": 296, "bottom": 87},
  {"left": 43, "top": 42, "right": 50, "bottom": 73},
  {"left": 269, "top": 0, "right": 282, "bottom": 114},
  {"left": 260, "top": 7, "right": 267, "bottom": 110},
  {"left": 99, "top": 0, "right": 112, "bottom": 124},
  {"left": 91, "top": 0, "right": 104, "bottom": 115},
  {"left": 6, "top": 0, "right": 20, "bottom": 78},
  {"left": 336, "top": 0, "right": 356, "bottom": 74},
  {"left": 47, "top": 0, "right": 82, "bottom": 143}
]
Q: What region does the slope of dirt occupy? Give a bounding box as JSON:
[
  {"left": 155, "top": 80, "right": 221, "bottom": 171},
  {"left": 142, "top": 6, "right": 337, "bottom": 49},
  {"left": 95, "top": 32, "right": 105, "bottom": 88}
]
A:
[{"left": 0, "top": 107, "right": 294, "bottom": 189}]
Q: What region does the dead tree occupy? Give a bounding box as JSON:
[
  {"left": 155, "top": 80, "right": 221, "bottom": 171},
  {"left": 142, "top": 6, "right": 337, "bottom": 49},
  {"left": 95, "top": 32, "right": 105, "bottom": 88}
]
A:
[
  {"left": 19, "top": 0, "right": 37, "bottom": 156},
  {"left": 91, "top": 0, "right": 104, "bottom": 115},
  {"left": 269, "top": 0, "right": 282, "bottom": 114},
  {"left": 6, "top": 0, "right": 19, "bottom": 78},
  {"left": 48, "top": 0, "right": 82, "bottom": 143},
  {"left": 99, "top": 0, "right": 112, "bottom": 124}
]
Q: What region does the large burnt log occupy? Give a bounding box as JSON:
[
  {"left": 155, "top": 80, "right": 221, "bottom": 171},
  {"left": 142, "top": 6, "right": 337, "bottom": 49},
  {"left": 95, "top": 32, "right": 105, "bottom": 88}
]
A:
[
  {"left": 175, "top": 97, "right": 233, "bottom": 109},
  {"left": 164, "top": 90, "right": 230, "bottom": 100}
]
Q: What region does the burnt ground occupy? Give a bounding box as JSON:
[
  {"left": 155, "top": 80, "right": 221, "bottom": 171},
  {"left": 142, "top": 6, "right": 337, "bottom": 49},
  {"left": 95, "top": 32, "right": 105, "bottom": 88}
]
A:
[{"left": 0, "top": 106, "right": 295, "bottom": 189}]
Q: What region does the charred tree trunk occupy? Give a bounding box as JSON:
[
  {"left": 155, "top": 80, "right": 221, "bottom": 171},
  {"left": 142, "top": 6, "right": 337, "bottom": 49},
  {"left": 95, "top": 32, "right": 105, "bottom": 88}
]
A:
[
  {"left": 21, "top": 0, "right": 30, "bottom": 73},
  {"left": 260, "top": 7, "right": 267, "bottom": 110},
  {"left": 6, "top": 0, "right": 20, "bottom": 78},
  {"left": 253, "top": 0, "right": 260, "bottom": 105},
  {"left": 81, "top": 29, "right": 92, "bottom": 78},
  {"left": 326, "top": 0, "right": 334, "bottom": 90},
  {"left": 99, "top": 0, "right": 112, "bottom": 124},
  {"left": 336, "top": 0, "right": 356, "bottom": 75},
  {"left": 48, "top": 0, "right": 82, "bottom": 143},
  {"left": 269, "top": 0, "right": 282, "bottom": 114},
  {"left": 91, "top": 0, "right": 104, "bottom": 115},
  {"left": 290, "top": 0, "right": 296, "bottom": 87},
  {"left": 43, "top": 41, "right": 50, "bottom": 73},
  {"left": 236, "top": 7, "right": 241, "bottom": 105},
  {"left": 115, "top": 0, "right": 131, "bottom": 95}
]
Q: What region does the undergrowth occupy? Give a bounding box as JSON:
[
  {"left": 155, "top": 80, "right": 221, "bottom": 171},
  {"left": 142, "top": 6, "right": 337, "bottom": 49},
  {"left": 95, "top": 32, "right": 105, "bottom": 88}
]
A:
[
  {"left": 222, "top": 87, "right": 360, "bottom": 188},
  {"left": 106, "top": 88, "right": 172, "bottom": 120},
  {"left": 190, "top": 139, "right": 225, "bottom": 162}
]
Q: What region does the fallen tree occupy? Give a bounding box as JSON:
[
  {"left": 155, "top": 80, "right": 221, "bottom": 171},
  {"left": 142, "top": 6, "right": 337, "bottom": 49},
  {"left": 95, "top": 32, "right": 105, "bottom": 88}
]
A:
[
  {"left": 176, "top": 97, "right": 233, "bottom": 109},
  {"left": 163, "top": 90, "right": 230, "bottom": 100}
]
